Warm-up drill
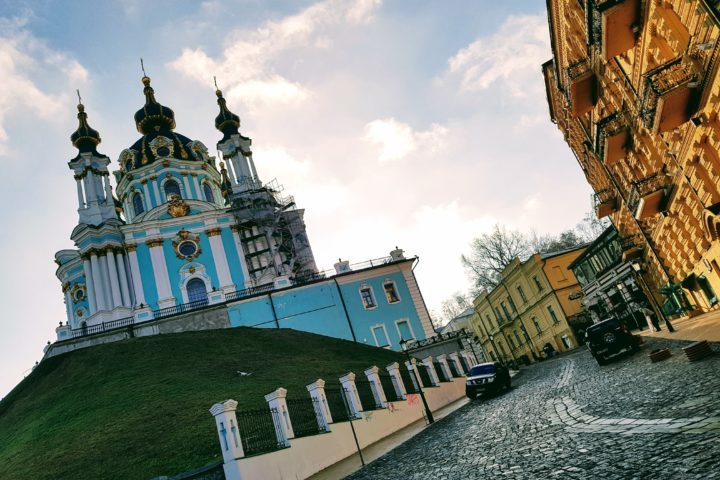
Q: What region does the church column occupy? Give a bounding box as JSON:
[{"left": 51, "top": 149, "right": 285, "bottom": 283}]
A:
[
  {"left": 230, "top": 226, "right": 252, "bottom": 286},
  {"left": 84, "top": 173, "right": 97, "bottom": 205},
  {"left": 83, "top": 256, "right": 97, "bottom": 313},
  {"left": 141, "top": 180, "right": 153, "bottom": 209},
  {"left": 116, "top": 251, "right": 132, "bottom": 307},
  {"left": 206, "top": 228, "right": 234, "bottom": 291},
  {"left": 98, "top": 253, "right": 113, "bottom": 308},
  {"left": 105, "top": 247, "right": 123, "bottom": 308},
  {"left": 89, "top": 251, "right": 107, "bottom": 311},
  {"left": 126, "top": 245, "right": 146, "bottom": 306},
  {"left": 181, "top": 172, "right": 193, "bottom": 199},
  {"left": 151, "top": 176, "right": 161, "bottom": 206},
  {"left": 63, "top": 285, "right": 74, "bottom": 324},
  {"left": 147, "top": 238, "right": 174, "bottom": 307},
  {"left": 75, "top": 176, "right": 85, "bottom": 208}
]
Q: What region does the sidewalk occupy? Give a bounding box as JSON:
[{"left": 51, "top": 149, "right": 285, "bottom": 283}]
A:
[{"left": 639, "top": 309, "right": 720, "bottom": 342}]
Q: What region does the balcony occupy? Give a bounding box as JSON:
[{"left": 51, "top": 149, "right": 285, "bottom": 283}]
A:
[
  {"left": 567, "top": 59, "right": 596, "bottom": 117},
  {"left": 640, "top": 57, "right": 699, "bottom": 133},
  {"left": 593, "top": 189, "right": 618, "bottom": 218},
  {"left": 627, "top": 174, "right": 671, "bottom": 219},
  {"left": 595, "top": 112, "right": 630, "bottom": 165},
  {"left": 589, "top": 0, "right": 641, "bottom": 60}
]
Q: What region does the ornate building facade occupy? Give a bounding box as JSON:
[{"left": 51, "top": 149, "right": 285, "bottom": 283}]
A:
[
  {"left": 544, "top": 0, "right": 720, "bottom": 317},
  {"left": 51, "top": 76, "right": 434, "bottom": 353}
]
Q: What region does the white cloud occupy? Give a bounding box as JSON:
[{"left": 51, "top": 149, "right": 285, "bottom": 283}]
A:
[
  {"left": 364, "top": 118, "right": 448, "bottom": 162},
  {"left": 0, "top": 23, "right": 87, "bottom": 156},
  {"left": 170, "top": 0, "right": 383, "bottom": 109},
  {"left": 444, "top": 14, "right": 550, "bottom": 97}
]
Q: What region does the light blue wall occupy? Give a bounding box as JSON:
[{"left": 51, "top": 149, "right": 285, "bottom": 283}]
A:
[
  {"left": 136, "top": 243, "right": 159, "bottom": 308},
  {"left": 227, "top": 297, "right": 276, "bottom": 328},
  {"left": 220, "top": 229, "right": 246, "bottom": 287}
]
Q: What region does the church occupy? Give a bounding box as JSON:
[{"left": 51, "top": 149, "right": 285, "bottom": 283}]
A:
[{"left": 50, "top": 75, "right": 435, "bottom": 355}]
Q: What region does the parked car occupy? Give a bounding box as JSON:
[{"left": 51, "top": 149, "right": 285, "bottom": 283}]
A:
[
  {"left": 585, "top": 318, "right": 641, "bottom": 365},
  {"left": 465, "top": 362, "right": 511, "bottom": 399}
]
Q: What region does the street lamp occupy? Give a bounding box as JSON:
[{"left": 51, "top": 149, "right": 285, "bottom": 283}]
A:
[{"left": 399, "top": 339, "right": 435, "bottom": 424}]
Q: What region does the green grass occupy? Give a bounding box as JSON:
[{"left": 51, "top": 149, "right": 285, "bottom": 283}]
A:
[{"left": 0, "top": 327, "right": 404, "bottom": 480}]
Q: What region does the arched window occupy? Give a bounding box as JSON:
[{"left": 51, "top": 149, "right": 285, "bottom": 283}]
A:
[
  {"left": 132, "top": 193, "right": 144, "bottom": 216},
  {"left": 186, "top": 278, "right": 208, "bottom": 304},
  {"left": 203, "top": 183, "right": 215, "bottom": 204},
  {"left": 164, "top": 179, "right": 181, "bottom": 200}
]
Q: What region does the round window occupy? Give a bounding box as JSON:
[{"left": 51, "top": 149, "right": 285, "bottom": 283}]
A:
[{"left": 178, "top": 240, "right": 198, "bottom": 258}]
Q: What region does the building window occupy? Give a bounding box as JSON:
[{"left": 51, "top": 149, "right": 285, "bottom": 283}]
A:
[
  {"left": 507, "top": 296, "right": 518, "bottom": 313},
  {"left": 533, "top": 276, "right": 544, "bottom": 292},
  {"left": 514, "top": 330, "right": 522, "bottom": 346},
  {"left": 494, "top": 307, "right": 504, "bottom": 324},
  {"left": 395, "top": 319, "right": 415, "bottom": 341},
  {"left": 164, "top": 179, "right": 182, "bottom": 200},
  {"left": 360, "top": 286, "right": 376, "bottom": 309},
  {"left": 132, "top": 192, "right": 144, "bottom": 216},
  {"left": 203, "top": 183, "right": 215, "bottom": 204},
  {"left": 532, "top": 317, "right": 542, "bottom": 334},
  {"left": 383, "top": 281, "right": 400, "bottom": 303},
  {"left": 517, "top": 285, "right": 527, "bottom": 303},
  {"left": 186, "top": 278, "right": 208, "bottom": 304},
  {"left": 547, "top": 305, "right": 559, "bottom": 324},
  {"left": 508, "top": 335, "right": 515, "bottom": 349},
  {"left": 485, "top": 315, "right": 494, "bottom": 332},
  {"left": 371, "top": 324, "right": 390, "bottom": 347},
  {"left": 501, "top": 302, "right": 511, "bottom": 320}
]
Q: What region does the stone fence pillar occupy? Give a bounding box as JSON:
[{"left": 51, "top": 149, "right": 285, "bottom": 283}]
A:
[
  {"left": 339, "top": 372, "right": 363, "bottom": 417},
  {"left": 386, "top": 362, "right": 407, "bottom": 399},
  {"left": 405, "top": 359, "right": 421, "bottom": 390},
  {"left": 422, "top": 356, "right": 440, "bottom": 386},
  {"left": 306, "top": 379, "right": 332, "bottom": 429},
  {"left": 209, "top": 400, "right": 243, "bottom": 480},
  {"left": 264, "top": 387, "right": 293, "bottom": 444},
  {"left": 364, "top": 366, "right": 387, "bottom": 408}
]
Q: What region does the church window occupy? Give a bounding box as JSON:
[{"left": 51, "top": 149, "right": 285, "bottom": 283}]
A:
[
  {"left": 383, "top": 281, "right": 400, "bottom": 303},
  {"left": 186, "top": 278, "right": 208, "bottom": 304},
  {"left": 203, "top": 183, "right": 215, "bottom": 204},
  {"left": 360, "top": 286, "right": 376, "bottom": 309},
  {"left": 132, "top": 193, "right": 144, "bottom": 216},
  {"left": 371, "top": 324, "right": 390, "bottom": 347},
  {"left": 125, "top": 159, "right": 133, "bottom": 171},
  {"left": 395, "top": 319, "right": 414, "bottom": 341},
  {"left": 178, "top": 240, "right": 199, "bottom": 258},
  {"left": 164, "top": 179, "right": 181, "bottom": 200}
]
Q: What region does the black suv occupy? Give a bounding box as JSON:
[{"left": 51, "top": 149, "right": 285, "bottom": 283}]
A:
[
  {"left": 465, "top": 362, "right": 511, "bottom": 399},
  {"left": 585, "top": 318, "right": 641, "bottom": 365}
]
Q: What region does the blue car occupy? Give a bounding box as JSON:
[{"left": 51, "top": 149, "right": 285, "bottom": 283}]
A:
[{"left": 465, "top": 362, "right": 511, "bottom": 399}]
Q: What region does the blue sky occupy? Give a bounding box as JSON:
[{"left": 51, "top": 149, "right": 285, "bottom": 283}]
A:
[{"left": 0, "top": 0, "right": 591, "bottom": 396}]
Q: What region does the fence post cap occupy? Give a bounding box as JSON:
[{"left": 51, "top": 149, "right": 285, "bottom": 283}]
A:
[
  {"left": 264, "top": 387, "right": 287, "bottom": 402},
  {"left": 422, "top": 356, "right": 433, "bottom": 363},
  {"left": 339, "top": 372, "right": 356, "bottom": 383},
  {"left": 364, "top": 366, "right": 379, "bottom": 376},
  {"left": 386, "top": 361, "right": 400, "bottom": 369},
  {"left": 209, "top": 399, "right": 238, "bottom": 416},
  {"left": 436, "top": 354, "right": 447, "bottom": 361},
  {"left": 306, "top": 379, "right": 326, "bottom": 391}
]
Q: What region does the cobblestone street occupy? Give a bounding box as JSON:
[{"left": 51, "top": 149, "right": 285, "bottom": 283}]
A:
[{"left": 346, "top": 339, "right": 720, "bottom": 480}]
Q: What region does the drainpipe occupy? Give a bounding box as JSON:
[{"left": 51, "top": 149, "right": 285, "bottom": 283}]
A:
[{"left": 333, "top": 277, "right": 357, "bottom": 342}]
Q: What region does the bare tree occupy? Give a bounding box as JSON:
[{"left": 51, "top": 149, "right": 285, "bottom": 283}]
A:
[
  {"left": 438, "top": 292, "right": 473, "bottom": 327},
  {"left": 461, "top": 224, "right": 530, "bottom": 293},
  {"left": 574, "top": 211, "right": 610, "bottom": 242}
]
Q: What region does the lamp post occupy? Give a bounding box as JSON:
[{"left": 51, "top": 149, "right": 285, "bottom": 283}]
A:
[{"left": 399, "top": 339, "right": 434, "bottom": 424}]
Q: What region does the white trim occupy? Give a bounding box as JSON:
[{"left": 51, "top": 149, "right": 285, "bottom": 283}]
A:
[
  {"left": 359, "top": 284, "right": 377, "bottom": 310},
  {"left": 161, "top": 176, "right": 185, "bottom": 202},
  {"left": 382, "top": 279, "right": 401, "bottom": 304},
  {"left": 179, "top": 269, "right": 213, "bottom": 304},
  {"left": 394, "top": 318, "right": 416, "bottom": 342},
  {"left": 370, "top": 323, "right": 391, "bottom": 348},
  {"left": 131, "top": 191, "right": 146, "bottom": 220}
]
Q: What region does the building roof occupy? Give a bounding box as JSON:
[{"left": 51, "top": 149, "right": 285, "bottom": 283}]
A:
[
  {"left": 568, "top": 226, "right": 617, "bottom": 270},
  {"left": 539, "top": 243, "right": 589, "bottom": 260}
]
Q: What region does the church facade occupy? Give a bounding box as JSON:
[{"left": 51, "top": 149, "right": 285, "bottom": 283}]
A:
[{"left": 51, "top": 76, "right": 434, "bottom": 353}]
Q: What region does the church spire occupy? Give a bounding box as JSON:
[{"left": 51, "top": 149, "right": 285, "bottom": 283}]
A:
[
  {"left": 214, "top": 78, "right": 240, "bottom": 141},
  {"left": 133, "top": 61, "right": 177, "bottom": 134},
  {"left": 70, "top": 91, "right": 102, "bottom": 154}
]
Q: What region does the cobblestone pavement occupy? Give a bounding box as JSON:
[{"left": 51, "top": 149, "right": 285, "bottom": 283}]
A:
[{"left": 346, "top": 338, "right": 720, "bottom": 480}]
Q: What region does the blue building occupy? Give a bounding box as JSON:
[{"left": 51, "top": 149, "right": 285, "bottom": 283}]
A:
[{"left": 52, "top": 76, "right": 434, "bottom": 353}]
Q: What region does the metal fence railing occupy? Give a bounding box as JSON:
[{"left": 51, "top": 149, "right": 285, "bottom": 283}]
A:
[
  {"left": 379, "top": 374, "right": 402, "bottom": 402},
  {"left": 434, "top": 362, "right": 450, "bottom": 382},
  {"left": 416, "top": 364, "right": 434, "bottom": 387},
  {"left": 355, "top": 380, "right": 382, "bottom": 410},
  {"left": 448, "top": 360, "right": 461, "bottom": 378},
  {"left": 154, "top": 298, "right": 209, "bottom": 319},
  {"left": 235, "top": 407, "right": 287, "bottom": 456},
  {"left": 399, "top": 368, "right": 420, "bottom": 394},
  {"left": 459, "top": 357, "right": 471, "bottom": 374},
  {"left": 324, "top": 387, "right": 351, "bottom": 423},
  {"left": 286, "top": 397, "right": 327, "bottom": 438}
]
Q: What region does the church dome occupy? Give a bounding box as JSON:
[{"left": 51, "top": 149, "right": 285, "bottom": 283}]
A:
[
  {"left": 214, "top": 89, "right": 240, "bottom": 141},
  {"left": 123, "top": 77, "right": 198, "bottom": 171},
  {"left": 70, "top": 103, "right": 101, "bottom": 154}
]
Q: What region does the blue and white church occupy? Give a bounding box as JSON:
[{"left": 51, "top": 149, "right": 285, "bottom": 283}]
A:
[{"left": 50, "top": 76, "right": 435, "bottom": 355}]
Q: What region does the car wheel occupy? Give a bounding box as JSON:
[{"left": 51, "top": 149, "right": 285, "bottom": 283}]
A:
[{"left": 595, "top": 355, "right": 608, "bottom": 366}]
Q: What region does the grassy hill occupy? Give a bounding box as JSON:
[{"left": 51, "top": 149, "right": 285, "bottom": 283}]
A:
[{"left": 0, "top": 327, "right": 405, "bottom": 480}]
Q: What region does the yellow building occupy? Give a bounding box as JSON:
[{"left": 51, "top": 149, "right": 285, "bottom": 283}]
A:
[
  {"left": 544, "top": 0, "right": 720, "bottom": 318},
  {"left": 469, "top": 247, "right": 586, "bottom": 365}
]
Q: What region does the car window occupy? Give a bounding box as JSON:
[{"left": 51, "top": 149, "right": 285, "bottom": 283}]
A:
[{"left": 470, "top": 365, "right": 496, "bottom": 376}]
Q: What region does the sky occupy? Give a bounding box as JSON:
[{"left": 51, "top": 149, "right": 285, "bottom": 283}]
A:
[{"left": 0, "top": 0, "right": 592, "bottom": 397}]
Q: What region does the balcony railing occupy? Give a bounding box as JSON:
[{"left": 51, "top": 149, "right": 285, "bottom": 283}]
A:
[
  {"left": 627, "top": 173, "right": 670, "bottom": 219},
  {"left": 587, "top": 0, "right": 640, "bottom": 60},
  {"left": 593, "top": 188, "right": 618, "bottom": 218},
  {"left": 595, "top": 112, "right": 630, "bottom": 165},
  {"left": 71, "top": 316, "right": 134, "bottom": 338},
  {"left": 640, "top": 57, "right": 698, "bottom": 132},
  {"left": 566, "top": 58, "right": 596, "bottom": 117}
]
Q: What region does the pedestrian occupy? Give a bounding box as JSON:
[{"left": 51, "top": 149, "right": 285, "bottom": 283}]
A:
[{"left": 642, "top": 305, "right": 660, "bottom": 332}]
